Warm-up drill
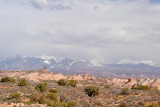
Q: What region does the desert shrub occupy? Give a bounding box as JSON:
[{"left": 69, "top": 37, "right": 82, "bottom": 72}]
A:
[
  {"left": 30, "top": 93, "right": 46, "bottom": 104},
  {"left": 121, "top": 88, "right": 130, "bottom": 95},
  {"left": 145, "top": 104, "right": 154, "bottom": 107},
  {"left": 47, "top": 100, "right": 68, "bottom": 107},
  {"left": 60, "top": 95, "right": 67, "bottom": 102},
  {"left": 67, "top": 101, "right": 77, "bottom": 107},
  {"left": 38, "top": 94, "right": 46, "bottom": 104},
  {"left": 138, "top": 101, "right": 145, "bottom": 106},
  {"left": 1, "top": 76, "right": 16, "bottom": 82},
  {"left": 158, "top": 101, "right": 160, "bottom": 106},
  {"left": 8, "top": 93, "right": 21, "bottom": 103},
  {"left": 84, "top": 86, "right": 99, "bottom": 97},
  {"left": 18, "top": 78, "right": 30, "bottom": 86},
  {"left": 47, "top": 92, "right": 58, "bottom": 101},
  {"left": 132, "top": 85, "right": 151, "bottom": 90},
  {"left": 57, "top": 79, "right": 67, "bottom": 86},
  {"left": 29, "top": 93, "right": 38, "bottom": 103},
  {"left": 49, "top": 89, "right": 57, "bottom": 93},
  {"left": 35, "top": 82, "right": 48, "bottom": 92},
  {"left": 118, "top": 103, "right": 129, "bottom": 107},
  {"left": 23, "top": 101, "right": 32, "bottom": 105},
  {"left": 68, "top": 80, "right": 78, "bottom": 87}
]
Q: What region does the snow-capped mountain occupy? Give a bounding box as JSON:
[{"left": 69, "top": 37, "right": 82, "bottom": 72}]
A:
[
  {"left": 0, "top": 56, "right": 160, "bottom": 78},
  {"left": 0, "top": 55, "right": 102, "bottom": 71},
  {"left": 89, "top": 59, "right": 102, "bottom": 66},
  {"left": 117, "top": 59, "right": 160, "bottom": 67}
]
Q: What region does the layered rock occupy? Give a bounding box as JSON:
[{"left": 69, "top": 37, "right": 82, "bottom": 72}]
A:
[
  {"left": 0, "top": 69, "right": 96, "bottom": 82},
  {"left": 125, "top": 78, "right": 137, "bottom": 89},
  {"left": 150, "top": 79, "right": 160, "bottom": 90},
  {"left": 105, "top": 78, "right": 160, "bottom": 90},
  {"left": 67, "top": 74, "right": 96, "bottom": 81}
]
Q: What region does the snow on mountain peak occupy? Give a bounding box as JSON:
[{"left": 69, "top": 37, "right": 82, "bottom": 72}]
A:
[
  {"left": 37, "top": 55, "right": 57, "bottom": 62},
  {"left": 43, "top": 60, "right": 50, "bottom": 64},
  {"left": 117, "top": 59, "right": 159, "bottom": 67},
  {"left": 89, "top": 59, "right": 102, "bottom": 66}
]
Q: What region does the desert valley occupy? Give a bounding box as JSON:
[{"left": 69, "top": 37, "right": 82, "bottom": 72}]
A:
[{"left": 0, "top": 69, "right": 160, "bottom": 107}]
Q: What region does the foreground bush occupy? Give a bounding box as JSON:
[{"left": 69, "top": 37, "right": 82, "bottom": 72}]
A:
[
  {"left": 18, "top": 78, "right": 30, "bottom": 86},
  {"left": 118, "top": 103, "right": 129, "bottom": 107},
  {"left": 35, "top": 82, "right": 48, "bottom": 92},
  {"left": 49, "top": 89, "right": 57, "bottom": 93},
  {"left": 84, "top": 86, "right": 99, "bottom": 97},
  {"left": 8, "top": 93, "right": 21, "bottom": 103},
  {"left": 47, "top": 92, "right": 58, "bottom": 101},
  {"left": 68, "top": 80, "right": 78, "bottom": 87},
  {"left": 121, "top": 88, "right": 130, "bottom": 95},
  {"left": 30, "top": 93, "right": 46, "bottom": 104},
  {"left": 57, "top": 79, "right": 67, "bottom": 86},
  {"left": 67, "top": 101, "right": 77, "bottom": 107},
  {"left": 1, "top": 76, "right": 16, "bottom": 82},
  {"left": 132, "top": 85, "right": 151, "bottom": 90},
  {"left": 47, "top": 100, "right": 76, "bottom": 107}
]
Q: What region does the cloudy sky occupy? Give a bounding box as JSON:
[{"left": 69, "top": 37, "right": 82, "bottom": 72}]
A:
[{"left": 0, "top": 0, "right": 160, "bottom": 64}]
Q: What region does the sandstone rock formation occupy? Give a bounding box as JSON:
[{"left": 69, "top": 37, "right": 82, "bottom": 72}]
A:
[
  {"left": 0, "top": 69, "right": 96, "bottom": 82},
  {"left": 105, "top": 78, "right": 160, "bottom": 90},
  {"left": 150, "top": 79, "right": 160, "bottom": 90},
  {"left": 125, "top": 78, "right": 137, "bottom": 89},
  {"left": 67, "top": 74, "right": 96, "bottom": 81}
]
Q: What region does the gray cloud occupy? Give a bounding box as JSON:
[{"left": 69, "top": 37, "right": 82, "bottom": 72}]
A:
[
  {"left": 0, "top": 0, "right": 160, "bottom": 63},
  {"left": 31, "top": 0, "right": 48, "bottom": 9}
]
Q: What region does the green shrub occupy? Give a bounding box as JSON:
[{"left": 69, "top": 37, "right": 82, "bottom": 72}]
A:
[
  {"left": 60, "top": 95, "right": 67, "bottom": 102},
  {"left": 121, "top": 88, "right": 130, "bottom": 95},
  {"left": 38, "top": 94, "right": 46, "bottom": 104},
  {"left": 68, "top": 80, "right": 78, "bottom": 87},
  {"left": 8, "top": 93, "right": 21, "bottom": 103},
  {"left": 35, "top": 82, "right": 48, "bottom": 92},
  {"left": 158, "top": 101, "right": 160, "bottom": 106},
  {"left": 49, "top": 89, "right": 57, "bottom": 93},
  {"left": 57, "top": 79, "right": 67, "bottom": 86},
  {"left": 18, "top": 78, "right": 30, "bottom": 86},
  {"left": 47, "top": 93, "right": 58, "bottom": 101},
  {"left": 132, "top": 85, "right": 151, "bottom": 90},
  {"left": 47, "top": 100, "right": 68, "bottom": 107},
  {"left": 84, "top": 86, "right": 99, "bottom": 97},
  {"left": 29, "top": 93, "right": 38, "bottom": 103},
  {"left": 118, "top": 103, "right": 129, "bottom": 107},
  {"left": 1, "top": 76, "right": 16, "bottom": 82},
  {"left": 138, "top": 101, "right": 145, "bottom": 106},
  {"left": 30, "top": 93, "right": 46, "bottom": 104},
  {"left": 67, "top": 101, "right": 77, "bottom": 107}
]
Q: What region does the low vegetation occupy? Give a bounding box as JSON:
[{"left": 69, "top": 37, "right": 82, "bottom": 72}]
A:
[
  {"left": 121, "top": 88, "right": 130, "bottom": 95},
  {"left": 35, "top": 82, "right": 48, "bottom": 92},
  {"left": 18, "top": 78, "right": 30, "bottom": 86},
  {"left": 84, "top": 85, "right": 99, "bottom": 97},
  {"left": 68, "top": 80, "right": 78, "bottom": 87},
  {"left": 132, "top": 85, "right": 151, "bottom": 90},
  {"left": 8, "top": 93, "right": 21, "bottom": 103},
  {"left": 57, "top": 79, "right": 67, "bottom": 86},
  {"left": 49, "top": 88, "right": 57, "bottom": 93},
  {"left": 0, "top": 78, "right": 160, "bottom": 107},
  {"left": 1, "top": 76, "right": 16, "bottom": 82}
]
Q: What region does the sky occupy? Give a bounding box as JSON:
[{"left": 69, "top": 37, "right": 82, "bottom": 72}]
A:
[{"left": 0, "top": 0, "right": 160, "bottom": 64}]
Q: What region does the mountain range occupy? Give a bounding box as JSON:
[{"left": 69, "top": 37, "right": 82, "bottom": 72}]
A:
[{"left": 0, "top": 55, "right": 160, "bottom": 78}]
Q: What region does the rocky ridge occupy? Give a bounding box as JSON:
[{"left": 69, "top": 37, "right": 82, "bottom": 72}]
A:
[
  {"left": 106, "top": 78, "right": 160, "bottom": 90},
  {"left": 0, "top": 69, "right": 96, "bottom": 82},
  {"left": 0, "top": 69, "right": 160, "bottom": 90}
]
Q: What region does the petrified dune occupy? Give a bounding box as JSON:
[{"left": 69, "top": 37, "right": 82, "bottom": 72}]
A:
[{"left": 0, "top": 69, "right": 96, "bottom": 82}]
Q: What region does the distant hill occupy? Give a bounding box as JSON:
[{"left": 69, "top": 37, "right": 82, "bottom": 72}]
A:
[{"left": 0, "top": 55, "right": 160, "bottom": 78}]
